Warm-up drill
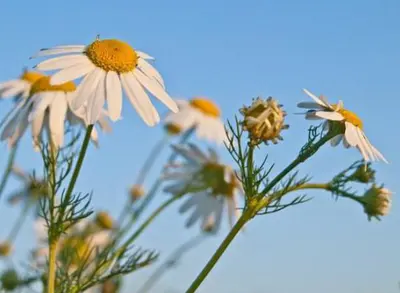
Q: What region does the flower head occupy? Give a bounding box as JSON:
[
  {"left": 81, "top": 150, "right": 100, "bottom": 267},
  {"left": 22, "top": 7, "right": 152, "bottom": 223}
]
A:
[
  {"left": 1, "top": 73, "right": 111, "bottom": 150},
  {"left": 129, "top": 184, "right": 145, "bottom": 201},
  {"left": 359, "top": 185, "right": 392, "bottom": 220},
  {"left": 0, "top": 69, "right": 44, "bottom": 100},
  {"left": 298, "top": 89, "right": 387, "bottom": 163},
  {"left": 163, "top": 144, "right": 243, "bottom": 232},
  {"left": 164, "top": 98, "right": 227, "bottom": 145},
  {"left": 33, "top": 37, "right": 178, "bottom": 125},
  {"left": 95, "top": 211, "right": 114, "bottom": 230},
  {"left": 240, "top": 97, "right": 288, "bottom": 146}
]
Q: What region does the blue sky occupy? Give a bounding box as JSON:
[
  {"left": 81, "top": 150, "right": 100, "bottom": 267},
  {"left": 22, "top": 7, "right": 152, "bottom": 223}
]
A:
[{"left": 0, "top": 0, "right": 399, "bottom": 292}]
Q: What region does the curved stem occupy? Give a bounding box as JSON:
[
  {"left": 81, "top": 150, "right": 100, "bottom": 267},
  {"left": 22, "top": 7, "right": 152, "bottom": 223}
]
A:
[
  {"left": 186, "top": 214, "right": 249, "bottom": 293},
  {"left": 138, "top": 234, "right": 206, "bottom": 293},
  {"left": 117, "top": 136, "right": 169, "bottom": 226},
  {"left": 0, "top": 145, "right": 19, "bottom": 201},
  {"left": 7, "top": 201, "right": 31, "bottom": 242}
]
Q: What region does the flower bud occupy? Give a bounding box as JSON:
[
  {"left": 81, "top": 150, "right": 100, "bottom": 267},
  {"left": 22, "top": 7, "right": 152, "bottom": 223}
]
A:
[
  {"left": 0, "top": 269, "right": 19, "bottom": 291},
  {"left": 95, "top": 211, "right": 114, "bottom": 230},
  {"left": 360, "top": 185, "right": 392, "bottom": 220},
  {"left": 129, "top": 184, "right": 145, "bottom": 201},
  {"left": 240, "top": 97, "right": 288, "bottom": 146},
  {"left": 0, "top": 242, "right": 13, "bottom": 257},
  {"left": 164, "top": 123, "right": 182, "bottom": 136},
  {"left": 350, "top": 164, "right": 375, "bottom": 183}
]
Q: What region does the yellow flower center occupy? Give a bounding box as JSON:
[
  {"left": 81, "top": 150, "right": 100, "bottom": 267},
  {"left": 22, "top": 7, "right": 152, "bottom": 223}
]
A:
[
  {"left": 19, "top": 70, "right": 45, "bottom": 84},
  {"left": 30, "top": 76, "right": 76, "bottom": 96},
  {"left": 201, "top": 163, "right": 238, "bottom": 197},
  {"left": 85, "top": 39, "right": 138, "bottom": 73},
  {"left": 190, "top": 98, "right": 221, "bottom": 118},
  {"left": 331, "top": 104, "right": 363, "bottom": 129}
]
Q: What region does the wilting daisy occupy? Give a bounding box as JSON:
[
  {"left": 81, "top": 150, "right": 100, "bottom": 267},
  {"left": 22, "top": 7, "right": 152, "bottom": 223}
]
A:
[
  {"left": 164, "top": 98, "right": 228, "bottom": 144},
  {"left": 32, "top": 37, "right": 178, "bottom": 125},
  {"left": 298, "top": 89, "right": 387, "bottom": 163},
  {"left": 359, "top": 185, "right": 392, "bottom": 220},
  {"left": 1, "top": 75, "right": 111, "bottom": 150},
  {"left": 0, "top": 69, "right": 44, "bottom": 100},
  {"left": 163, "top": 144, "right": 243, "bottom": 232}
]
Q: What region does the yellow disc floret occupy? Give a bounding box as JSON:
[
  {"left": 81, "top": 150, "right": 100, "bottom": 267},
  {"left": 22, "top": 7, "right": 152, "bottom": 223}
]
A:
[
  {"left": 20, "top": 70, "right": 45, "bottom": 84},
  {"left": 190, "top": 98, "right": 221, "bottom": 118},
  {"left": 85, "top": 39, "right": 138, "bottom": 73},
  {"left": 30, "top": 76, "right": 76, "bottom": 96},
  {"left": 338, "top": 108, "right": 363, "bottom": 129}
]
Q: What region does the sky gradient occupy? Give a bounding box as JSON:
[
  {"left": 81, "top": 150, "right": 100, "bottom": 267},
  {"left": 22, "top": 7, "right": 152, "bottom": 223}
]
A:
[{"left": 0, "top": 0, "right": 399, "bottom": 292}]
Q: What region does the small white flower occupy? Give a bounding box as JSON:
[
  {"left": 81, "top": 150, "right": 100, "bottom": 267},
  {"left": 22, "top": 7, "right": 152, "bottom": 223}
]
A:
[
  {"left": 163, "top": 144, "right": 243, "bottom": 232},
  {"left": 1, "top": 75, "right": 111, "bottom": 150},
  {"left": 298, "top": 89, "right": 387, "bottom": 163},
  {"left": 0, "top": 70, "right": 44, "bottom": 100},
  {"left": 32, "top": 37, "right": 178, "bottom": 125},
  {"left": 164, "top": 98, "right": 228, "bottom": 145}
]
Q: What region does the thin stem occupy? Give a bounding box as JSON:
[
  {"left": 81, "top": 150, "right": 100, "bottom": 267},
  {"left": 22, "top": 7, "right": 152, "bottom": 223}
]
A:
[
  {"left": 7, "top": 202, "right": 31, "bottom": 242},
  {"left": 0, "top": 144, "right": 18, "bottom": 200},
  {"left": 260, "top": 132, "right": 335, "bottom": 197},
  {"left": 47, "top": 241, "right": 58, "bottom": 293},
  {"left": 117, "top": 136, "right": 169, "bottom": 226},
  {"left": 58, "top": 125, "right": 93, "bottom": 219},
  {"left": 129, "top": 128, "right": 194, "bottom": 224},
  {"left": 186, "top": 213, "right": 249, "bottom": 293},
  {"left": 138, "top": 234, "right": 206, "bottom": 293}
]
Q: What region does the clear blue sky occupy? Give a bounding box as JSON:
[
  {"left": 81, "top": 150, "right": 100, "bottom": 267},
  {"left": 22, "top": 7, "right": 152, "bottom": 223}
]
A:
[{"left": 0, "top": 0, "right": 399, "bottom": 292}]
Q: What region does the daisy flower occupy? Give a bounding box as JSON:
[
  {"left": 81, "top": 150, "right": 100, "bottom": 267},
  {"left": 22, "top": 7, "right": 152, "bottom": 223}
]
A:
[
  {"left": 164, "top": 98, "right": 228, "bottom": 145},
  {"left": 32, "top": 37, "right": 178, "bottom": 125},
  {"left": 360, "top": 185, "right": 392, "bottom": 220},
  {"left": 298, "top": 89, "right": 387, "bottom": 163},
  {"left": 1, "top": 75, "right": 111, "bottom": 150},
  {"left": 163, "top": 144, "right": 243, "bottom": 232},
  {"left": 0, "top": 69, "right": 44, "bottom": 100}
]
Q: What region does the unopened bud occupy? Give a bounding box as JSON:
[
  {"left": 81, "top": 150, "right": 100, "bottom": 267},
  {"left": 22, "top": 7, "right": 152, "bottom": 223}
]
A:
[
  {"left": 164, "top": 123, "right": 182, "bottom": 136},
  {"left": 360, "top": 185, "right": 392, "bottom": 220},
  {"left": 95, "top": 211, "right": 114, "bottom": 230},
  {"left": 0, "top": 269, "right": 19, "bottom": 291},
  {"left": 350, "top": 164, "right": 375, "bottom": 183},
  {"left": 240, "top": 97, "right": 289, "bottom": 146},
  {"left": 0, "top": 242, "right": 13, "bottom": 257},
  {"left": 129, "top": 185, "right": 145, "bottom": 201}
]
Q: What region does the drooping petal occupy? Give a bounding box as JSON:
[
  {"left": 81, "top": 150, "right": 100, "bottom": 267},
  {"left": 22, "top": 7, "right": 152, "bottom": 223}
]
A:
[
  {"left": 330, "top": 134, "right": 343, "bottom": 147},
  {"left": 105, "top": 71, "right": 123, "bottom": 121},
  {"left": 49, "top": 93, "right": 68, "bottom": 147},
  {"left": 137, "top": 58, "right": 165, "bottom": 89},
  {"left": 344, "top": 122, "right": 359, "bottom": 147},
  {"left": 71, "top": 68, "right": 104, "bottom": 111},
  {"left": 50, "top": 59, "right": 95, "bottom": 85},
  {"left": 86, "top": 71, "right": 106, "bottom": 125}
]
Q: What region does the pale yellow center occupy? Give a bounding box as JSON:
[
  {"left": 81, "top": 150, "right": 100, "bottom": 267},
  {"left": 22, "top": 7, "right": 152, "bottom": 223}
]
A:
[
  {"left": 332, "top": 104, "right": 363, "bottom": 129},
  {"left": 190, "top": 98, "right": 220, "bottom": 118},
  {"left": 20, "top": 71, "right": 45, "bottom": 84},
  {"left": 85, "top": 39, "right": 138, "bottom": 73},
  {"left": 30, "top": 76, "right": 76, "bottom": 96}
]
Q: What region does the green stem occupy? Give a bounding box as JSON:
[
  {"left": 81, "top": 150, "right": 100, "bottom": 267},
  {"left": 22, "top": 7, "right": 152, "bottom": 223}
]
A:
[
  {"left": 59, "top": 125, "right": 93, "bottom": 219},
  {"left": 185, "top": 214, "right": 249, "bottom": 293},
  {"left": 117, "top": 136, "right": 169, "bottom": 226},
  {"left": 47, "top": 241, "right": 58, "bottom": 293},
  {"left": 129, "top": 128, "right": 194, "bottom": 225},
  {"left": 260, "top": 132, "right": 335, "bottom": 197},
  {"left": 0, "top": 145, "right": 18, "bottom": 200},
  {"left": 138, "top": 234, "right": 206, "bottom": 293},
  {"left": 7, "top": 202, "right": 31, "bottom": 242}
]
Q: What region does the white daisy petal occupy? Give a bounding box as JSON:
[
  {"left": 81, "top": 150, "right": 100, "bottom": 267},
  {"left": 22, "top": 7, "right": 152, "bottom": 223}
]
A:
[
  {"left": 303, "top": 89, "right": 330, "bottom": 107},
  {"left": 133, "top": 70, "right": 178, "bottom": 113},
  {"left": 86, "top": 71, "right": 106, "bottom": 125},
  {"left": 31, "top": 111, "right": 45, "bottom": 146},
  {"left": 31, "top": 47, "right": 85, "bottom": 58},
  {"left": 105, "top": 71, "right": 123, "bottom": 121},
  {"left": 49, "top": 93, "right": 68, "bottom": 147},
  {"left": 0, "top": 80, "right": 21, "bottom": 90},
  {"left": 137, "top": 51, "right": 155, "bottom": 60},
  {"left": 137, "top": 58, "right": 165, "bottom": 89},
  {"left": 0, "top": 83, "right": 27, "bottom": 98},
  {"left": 29, "top": 93, "right": 55, "bottom": 122},
  {"left": 71, "top": 68, "right": 103, "bottom": 110},
  {"left": 120, "top": 72, "right": 159, "bottom": 126},
  {"left": 35, "top": 55, "right": 89, "bottom": 71},
  {"left": 50, "top": 60, "right": 95, "bottom": 85},
  {"left": 297, "top": 102, "right": 323, "bottom": 109},
  {"left": 314, "top": 111, "right": 344, "bottom": 121},
  {"left": 344, "top": 122, "right": 359, "bottom": 147}
]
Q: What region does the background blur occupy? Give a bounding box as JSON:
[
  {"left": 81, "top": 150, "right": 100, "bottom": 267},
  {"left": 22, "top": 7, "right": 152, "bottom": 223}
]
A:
[{"left": 0, "top": 0, "right": 399, "bottom": 292}]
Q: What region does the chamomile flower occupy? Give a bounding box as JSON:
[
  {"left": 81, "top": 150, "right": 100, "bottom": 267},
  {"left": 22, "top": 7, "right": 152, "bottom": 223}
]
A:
[
  {"left": 298, "top": 89, "right": 387, "bottom": 163},
  {"left": 0, "top": 69, "right": 44, "bottom": 100},
  {"left": 163, "top": 144, "right": 243, "bottom": 232},
  {"left": 164, "top": 98, "right": 228, "bottom": 145},
  {"left": 33, "top": 37, "right": 178, "bottom": 125},
  {"left": 1, "top": 75, "right": 111, "bottom": 150}
]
